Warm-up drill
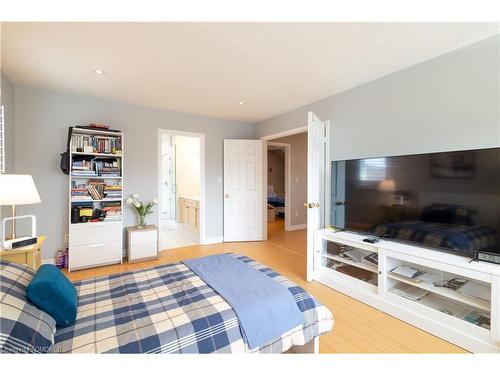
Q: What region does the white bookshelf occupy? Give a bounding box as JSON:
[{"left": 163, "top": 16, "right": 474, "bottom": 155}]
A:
[
  {"left": 313, "top": 229, "right": 500, "bottom": 353},
  {"left": 68, "top": 127, "right": 124, "bottom": 272}
]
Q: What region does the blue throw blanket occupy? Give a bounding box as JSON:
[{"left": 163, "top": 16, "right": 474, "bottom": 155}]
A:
[{"left": 183, "top": 254, "right": 304, "bottom": 349}]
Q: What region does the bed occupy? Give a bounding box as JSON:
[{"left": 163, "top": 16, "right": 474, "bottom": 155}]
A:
[
  {"left": 1, "top": 255, "right": 333, "bottom": 354},
  {"left": 268, "top": 186, "right": 285, "bottom": 218}
]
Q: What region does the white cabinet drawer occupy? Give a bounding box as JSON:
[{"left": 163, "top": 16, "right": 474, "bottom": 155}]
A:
[
  {"left": 130, "top": 242, "right": 157, "bottom": 261},
  {"left": 69, "top": 222, "right": 122, "bottom": 246},
  {"left": 70, "top": 240, "right": 122, "bottom": 270},
  {"left": 130, "top": 230, "right": 157, "bottom": 245}
]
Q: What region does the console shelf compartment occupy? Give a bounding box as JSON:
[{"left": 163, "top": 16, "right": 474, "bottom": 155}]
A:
[{"left": 312, "top": 228, "right": 500, "bottom": 353}]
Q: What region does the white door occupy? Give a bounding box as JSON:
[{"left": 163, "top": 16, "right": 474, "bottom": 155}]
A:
[
  {"left": 161, "top": 143, "right": 177, "bottom": 221},
  {"left": 224, "top": 139, "right": 265, "bottom": 242},
  {"left": 306, "top": 112, "right": 327, "bottom": 281}
]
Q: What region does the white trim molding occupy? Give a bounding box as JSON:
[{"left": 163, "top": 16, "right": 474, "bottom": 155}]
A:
[
  {"left": 201, "top": 236, "right": 223, "bottom": 245},
  {"left": 260, "top": 126, "right": 308, "bottom": 141},
  {"left": 288, "top": 223, "right": 307, "bottom": 231}
]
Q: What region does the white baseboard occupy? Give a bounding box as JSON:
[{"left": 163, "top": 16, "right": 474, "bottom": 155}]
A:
[
  {"left": 201, "top": 236, "right": 223, "bottom": 245},
  {"left": 287, "top": 224, "right": 307, "bottom": 231},
  {"left": 42, "top": 259, "right": 55, "bottom": 265}
]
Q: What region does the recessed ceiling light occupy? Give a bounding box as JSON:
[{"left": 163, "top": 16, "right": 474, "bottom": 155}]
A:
[
  {"left": 238, "top": 101, "right": 245, "bottom": 105},
  {"left": 95, "top": 69, "right": 104, "bottom": 75}
]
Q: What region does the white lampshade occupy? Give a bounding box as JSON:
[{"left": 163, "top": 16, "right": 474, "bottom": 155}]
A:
[
  {"left": 0, "top": 174, "right": 41, "bottom": 205},
  {"left": 378, "top": 179, "right": 396, "bottom": 192}
]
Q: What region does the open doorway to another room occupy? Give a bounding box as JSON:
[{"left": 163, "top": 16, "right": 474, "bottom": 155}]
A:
[
  {"left": 267, "top": 142, "right": 288, "bottom": 234},
  {"left": 266, "top": 131, "right": 308, "bottom": 241},
  {"left": 158, "top": 130, "right": 203, "bottom": 250}
]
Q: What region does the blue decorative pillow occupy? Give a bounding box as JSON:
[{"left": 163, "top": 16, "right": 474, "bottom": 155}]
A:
[
  {"left": 26, "top": 264, "right": 78, "bottom": 328},
  {"left": 0, "top": 261, "right": 56, "bottom": 353}
]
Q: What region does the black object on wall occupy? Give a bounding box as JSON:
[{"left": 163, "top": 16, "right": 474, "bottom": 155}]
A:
[{"left": 60, "top": 126, "right": 74, "bottom": 175}]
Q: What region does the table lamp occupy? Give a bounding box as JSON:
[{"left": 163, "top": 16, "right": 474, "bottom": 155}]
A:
[{"left": 0, "top": 174, "right": 41, "bottom": 240}]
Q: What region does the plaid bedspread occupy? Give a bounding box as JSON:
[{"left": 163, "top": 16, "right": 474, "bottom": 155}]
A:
[{"left": 53, "top": 254, "right": 333, "bottom": 353}]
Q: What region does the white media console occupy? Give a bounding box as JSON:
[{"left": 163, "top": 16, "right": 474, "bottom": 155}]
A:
[{"left": 313, "top": 229, "right": 500, "bottom": 352}]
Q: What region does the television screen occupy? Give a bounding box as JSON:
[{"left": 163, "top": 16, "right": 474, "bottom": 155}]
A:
[{"left": 331, "top": 147, "right": 500, "bottom": 258}]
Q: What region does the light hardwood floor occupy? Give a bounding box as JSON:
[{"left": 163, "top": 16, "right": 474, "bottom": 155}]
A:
[{"left": 64, "top": 218, "right": 467, "bottom": 353}]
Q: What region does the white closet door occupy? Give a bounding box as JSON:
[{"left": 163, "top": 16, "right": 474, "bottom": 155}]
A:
[{"left": 223, "top": 139, "right": 265, "bottom": 242}]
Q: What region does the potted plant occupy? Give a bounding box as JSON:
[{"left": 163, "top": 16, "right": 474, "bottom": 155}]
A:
[{"left": 126, "top": 194, "right": 158, "bottom": 229}]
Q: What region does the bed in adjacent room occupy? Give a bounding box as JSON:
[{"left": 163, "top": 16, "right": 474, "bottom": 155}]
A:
[
  {"left": 268, "top": 186, "right": 285, "bottom": 218},
  {"left": 0, "top": 254, "right": 333, "bottom": 354}
]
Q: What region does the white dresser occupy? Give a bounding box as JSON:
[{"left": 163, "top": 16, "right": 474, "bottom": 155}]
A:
[
  {"left": 127, "top": 225, "right": 158, "bottom": 263},
  {"left": 69, "top": 221, "right": 122, "bottom": 270}
]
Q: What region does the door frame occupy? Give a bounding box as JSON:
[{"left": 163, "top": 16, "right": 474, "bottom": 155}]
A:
[
  {"left": 157, "top": 129, "right": 206, "bottom": 246},
  {"left": 324, "top": 121, "right": 331, "bottom": 228},
  {"left": 261, "top": 126, "right": 308, "bottom": 141},
  {"left": 260, "top": 126, "right": 310, "bottom": 241},
  {"left": 267, "top": 141, "right": 291, "bottom": 231},
  {"left": 261, "top": 121, "right": 331, "bottom": 281}
]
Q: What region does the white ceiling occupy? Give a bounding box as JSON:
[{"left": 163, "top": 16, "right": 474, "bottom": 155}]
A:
[{"left": 1, "top": 22, "right": 498, "bottom": 123}]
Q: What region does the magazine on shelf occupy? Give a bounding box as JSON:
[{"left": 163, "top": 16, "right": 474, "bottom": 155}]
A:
[
  {"left": 416, "top": 294, "right": 490, "bottom": 329},
  {"left": 389, "top": 282, "right": 429, "bottom": 301},
  {"left": 339, "top": 248, "right": 372, "bottom": 263},
  {"left": 390, "top": 265, "right": 425, "bottom": 281},
  {"left": 457, "top": 281, "right": 491, "bottom": 302},
  {"left": 415, "top": 272, "right": 442, "bottom": 285},
  {"left": 363, "top": 253, "right": 379, "bottom": 265}
]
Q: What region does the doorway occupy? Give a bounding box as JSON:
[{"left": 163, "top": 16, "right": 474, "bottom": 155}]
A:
[
  {"left": 265, "top": 131, "right": 308, "bottom": 238},
  {"left": 267, "top": 142, "right": 290, "bottom": 234},
  {"left": 158, "top": 130, "right": 205, "bottom": 250}
]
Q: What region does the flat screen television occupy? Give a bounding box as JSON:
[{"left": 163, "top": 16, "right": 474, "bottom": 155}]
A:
[{"left": 331, "top": 147, "right": 500, "bottom": 258}]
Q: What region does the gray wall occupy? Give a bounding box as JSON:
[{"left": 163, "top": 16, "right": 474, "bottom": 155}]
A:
[
  {"left": 272, "top": 132, "right": 308, "bottom": 226},
  {"left": 254, "top": 35, "right": 500, "bottom": 161},
  {"left": 267, "top": 149, "right": 285, "bottom": 197},
  {"left": 13, "top": 85, "right": 253, "bottom": 260}
]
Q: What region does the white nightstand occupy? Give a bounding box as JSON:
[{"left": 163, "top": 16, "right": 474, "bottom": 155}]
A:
[{"left": 127, "top": 225, "right": 158, "bottom": 263}]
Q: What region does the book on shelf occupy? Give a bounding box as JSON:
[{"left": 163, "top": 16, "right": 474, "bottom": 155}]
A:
[
  {"left": 76, "top": 124, "right": 121, "bottom": 133},
  {"left": 102, "top": 201, "right": 122, "bottom": 220},
  {"left": 463, "top": 310, "right": 490, "bottom": 329},
  {"left": 103, "top": 184, "right": 122, "bottom": 199},
  {"left": 71, "top": 157, "right": 121, "bottom": 177},
  {"left": 71, "top": 133, "right": 122, "bottom": 154},
  {"left": 71, "top": 181, "right": 122, "bottom": 201},
  {"left": 71, "top": 201, "right": 93, "bottom": 208},
  {"left": 335, "top": 264, "right": 375, "bottom": 281},
  {"left": 338, "top": 248, "right": 378, "bottom": 268},
  {"left": 79, "top": 208, "right": 93, "bottom": 217},
  {"left": 95, "top": 159, "right": 121, "bottom": 177}
]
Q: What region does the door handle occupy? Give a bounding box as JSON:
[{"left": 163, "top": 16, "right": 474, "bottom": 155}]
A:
[
  {"left": 335, "top": 200, "right": 345, "bottom": 206},
  {"left": 304, "top": 202, "right": 320, "bottom": 208},
  {"left": 225, "top": 194, "right": 230, "bottom": 198}
]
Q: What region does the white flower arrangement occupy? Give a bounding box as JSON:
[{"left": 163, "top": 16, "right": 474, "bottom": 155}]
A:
[{"left": 126, "top": 194, "right": 158, "bottom": 228}]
